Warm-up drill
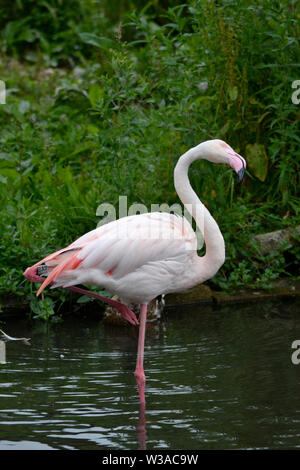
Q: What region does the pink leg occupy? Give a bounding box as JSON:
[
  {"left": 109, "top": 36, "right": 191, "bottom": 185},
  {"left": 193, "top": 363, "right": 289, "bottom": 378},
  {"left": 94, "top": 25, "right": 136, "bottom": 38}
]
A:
[
  {"left": 23, "top": 265, "right": 139, "bottom": 326},
  {"left": 134, "top": 303, "right": 148, "bottom": 405}
]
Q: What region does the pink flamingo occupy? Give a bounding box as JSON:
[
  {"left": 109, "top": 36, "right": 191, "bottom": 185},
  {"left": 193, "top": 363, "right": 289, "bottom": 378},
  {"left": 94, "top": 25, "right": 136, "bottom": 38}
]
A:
[{"left": 24, "top": 139, "right": 246, "bottom": 405}]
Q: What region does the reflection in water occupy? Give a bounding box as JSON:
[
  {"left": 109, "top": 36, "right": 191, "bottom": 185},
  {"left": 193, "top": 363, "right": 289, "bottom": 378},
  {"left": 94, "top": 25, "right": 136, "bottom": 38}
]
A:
[
  {"left": 136, "top": 403, "right": 147, "bottom": 450},
  {"left": 0, "top": 340, "right": 5, "bottom": 364},
  {"left": 0, "top": 328, "right": 31, "bottom": 345},
  {"left": 0, "top": 298, "right": 300, "bottom": 450}
]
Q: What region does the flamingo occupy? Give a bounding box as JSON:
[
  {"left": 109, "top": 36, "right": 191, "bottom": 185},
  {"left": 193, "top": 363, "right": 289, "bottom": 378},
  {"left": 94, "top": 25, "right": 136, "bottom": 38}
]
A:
[{"left": 24, "top": 139, "right": 246, "bottom": 405}]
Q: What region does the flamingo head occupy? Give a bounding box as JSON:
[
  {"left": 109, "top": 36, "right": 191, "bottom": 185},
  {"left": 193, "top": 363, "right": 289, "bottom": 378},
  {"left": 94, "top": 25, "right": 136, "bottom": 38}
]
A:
[{"left": 202, "top": 139, "right": 246, "bottom": 182}]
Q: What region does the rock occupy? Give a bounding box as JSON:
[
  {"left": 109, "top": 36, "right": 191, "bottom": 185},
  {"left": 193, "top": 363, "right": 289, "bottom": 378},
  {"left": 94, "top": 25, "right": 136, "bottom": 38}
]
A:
[
  {"left": 104, "top": 295, "right": 165, "bottom": 326},
  {"left": 252, "top": 225, "right": 300, "bottom": 255}
]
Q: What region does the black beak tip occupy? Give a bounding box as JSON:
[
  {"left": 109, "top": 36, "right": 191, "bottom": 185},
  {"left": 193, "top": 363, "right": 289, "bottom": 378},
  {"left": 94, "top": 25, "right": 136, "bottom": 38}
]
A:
[{"left": 237, "top": 167, "right": 245, "bottom": 183}]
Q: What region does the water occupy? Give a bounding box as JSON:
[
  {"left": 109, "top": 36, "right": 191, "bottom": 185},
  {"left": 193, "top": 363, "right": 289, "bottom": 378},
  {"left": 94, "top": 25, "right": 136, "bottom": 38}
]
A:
[{"left": 1, "top": 298, "right": 300, "bottom": 450}]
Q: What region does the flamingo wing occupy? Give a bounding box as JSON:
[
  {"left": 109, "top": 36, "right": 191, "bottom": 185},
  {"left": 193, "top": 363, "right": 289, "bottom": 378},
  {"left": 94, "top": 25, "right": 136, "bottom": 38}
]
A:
[{"left": 35, "top": 212, "right": 197, "bottom": 297}]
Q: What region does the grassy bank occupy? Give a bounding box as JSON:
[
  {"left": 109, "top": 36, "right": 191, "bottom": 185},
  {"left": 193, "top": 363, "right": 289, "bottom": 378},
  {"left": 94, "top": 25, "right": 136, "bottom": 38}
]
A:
[{"left": 0, "top": 0, "right": 299, "bottom": 319}]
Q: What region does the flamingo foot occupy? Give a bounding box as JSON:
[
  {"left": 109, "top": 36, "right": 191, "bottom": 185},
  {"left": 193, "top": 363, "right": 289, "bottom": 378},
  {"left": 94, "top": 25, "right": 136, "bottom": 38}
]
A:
[{"left": 116, "top": 303, "right": 139, "bottom": 326}]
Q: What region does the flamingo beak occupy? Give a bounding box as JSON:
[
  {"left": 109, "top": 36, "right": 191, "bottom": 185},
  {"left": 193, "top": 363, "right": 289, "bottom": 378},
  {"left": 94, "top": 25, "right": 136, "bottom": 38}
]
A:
[
  {"left": 237, "top": 165, "right": 245, "bottom": 183},
  {"left": 226, "top": 150, "right": 246, "bottom": 183}
]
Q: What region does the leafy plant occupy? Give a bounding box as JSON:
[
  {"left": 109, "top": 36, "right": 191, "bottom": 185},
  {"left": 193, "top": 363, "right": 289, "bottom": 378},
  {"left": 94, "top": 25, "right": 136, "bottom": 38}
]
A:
[
  {"left": 0, "top": 0, "right": 299, "bottom": 320},
  {"left": 29, "top": 294, "right": 57, "bottom": 321}
]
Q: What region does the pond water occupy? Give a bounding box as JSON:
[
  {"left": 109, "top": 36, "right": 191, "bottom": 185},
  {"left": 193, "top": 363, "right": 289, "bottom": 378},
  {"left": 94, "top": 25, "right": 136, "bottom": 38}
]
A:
[{"left": 1, "top": 298, "right": 300, "bottom": 450}]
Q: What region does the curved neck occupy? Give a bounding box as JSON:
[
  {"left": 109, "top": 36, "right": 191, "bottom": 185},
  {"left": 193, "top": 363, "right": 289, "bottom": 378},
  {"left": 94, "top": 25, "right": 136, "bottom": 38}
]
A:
[{"left": 174, "top": 144, "right": 225, "bottom": 279}]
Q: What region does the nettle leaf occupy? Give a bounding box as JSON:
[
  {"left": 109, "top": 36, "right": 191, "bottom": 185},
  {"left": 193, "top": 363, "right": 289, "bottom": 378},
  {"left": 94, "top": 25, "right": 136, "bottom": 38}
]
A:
[
  {"left": 79, "top": 33, "right": 116, "bottom": 50},
  {"left": 228, "top": 85, "right": 238, "bottom": 101},
  {"left": 88, "top": 83, "right": 104, "bottom": 107},
  {"left": 246, "top": 143, "right": 268, "bottom": 182},
  {"left": 77, "top": 295, "right": 94, "bottom": 304}
]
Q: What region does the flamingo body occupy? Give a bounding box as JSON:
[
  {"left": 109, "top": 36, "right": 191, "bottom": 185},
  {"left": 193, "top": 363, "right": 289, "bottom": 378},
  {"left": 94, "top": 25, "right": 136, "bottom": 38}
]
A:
[{"left": 34, "top": 212, "right": 211, "bottom": 304}]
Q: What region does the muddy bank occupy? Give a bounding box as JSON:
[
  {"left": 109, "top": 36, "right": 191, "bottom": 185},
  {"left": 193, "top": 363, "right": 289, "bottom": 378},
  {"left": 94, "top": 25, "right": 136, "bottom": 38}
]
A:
[
  {"left": 166, "top": 278, "right": 300, "bottom": 307},
  {"left": 1, "top": 278, "right": 300, "bottom": 319}
]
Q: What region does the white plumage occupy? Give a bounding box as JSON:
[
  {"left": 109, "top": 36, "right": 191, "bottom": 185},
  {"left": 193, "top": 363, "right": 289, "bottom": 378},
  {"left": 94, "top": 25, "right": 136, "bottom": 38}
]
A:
[{"left": 36, "top": 211, "right": 201, "bottom": 304}]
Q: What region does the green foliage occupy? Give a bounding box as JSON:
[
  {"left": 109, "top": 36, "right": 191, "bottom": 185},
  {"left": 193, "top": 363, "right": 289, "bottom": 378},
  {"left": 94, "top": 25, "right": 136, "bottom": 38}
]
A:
[
  {"left": 0, "top": 0, "right": 111, "bottom": 65},
  {"left": 29, "top": 294, "right": 56, "bottom": 321},
  {"left": 0, "top": 0, "right": 299, "bottom": 319}
]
